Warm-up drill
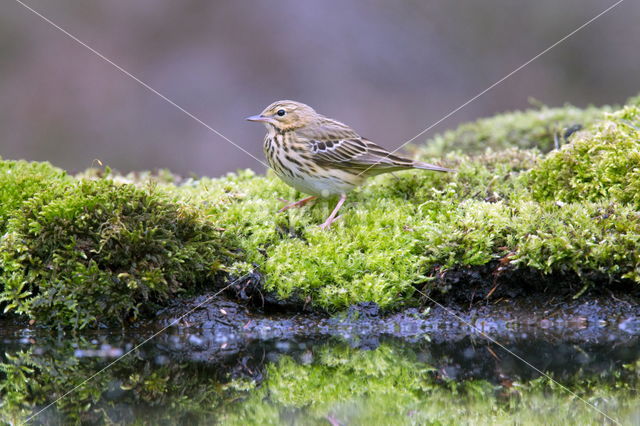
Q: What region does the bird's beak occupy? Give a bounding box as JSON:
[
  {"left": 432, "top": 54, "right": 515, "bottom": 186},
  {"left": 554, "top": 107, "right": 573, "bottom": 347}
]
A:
[{"left": 245, "top": 114, "right": 272, "bottom": 123}]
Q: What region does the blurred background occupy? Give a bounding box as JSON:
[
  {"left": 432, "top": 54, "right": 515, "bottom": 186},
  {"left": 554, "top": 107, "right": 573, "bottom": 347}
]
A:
[{"left": 1, "top": 0, "right": 639, "bottom": 176}]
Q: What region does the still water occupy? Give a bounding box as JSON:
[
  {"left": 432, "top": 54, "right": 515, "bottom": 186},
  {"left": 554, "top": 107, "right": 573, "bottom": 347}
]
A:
[{"left": 1, "top": 316, "right": 639, "bottom": 425}]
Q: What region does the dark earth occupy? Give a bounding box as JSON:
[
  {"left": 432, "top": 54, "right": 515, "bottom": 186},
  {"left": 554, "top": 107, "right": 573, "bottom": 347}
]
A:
[{"left": 150, "top": 268, "right": 640, "bottom": 352}]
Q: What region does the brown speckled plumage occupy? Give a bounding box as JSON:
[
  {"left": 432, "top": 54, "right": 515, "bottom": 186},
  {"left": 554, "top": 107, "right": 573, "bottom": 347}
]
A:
[{"left": 247, "top": 100, "right": 452, "bottom": 229}]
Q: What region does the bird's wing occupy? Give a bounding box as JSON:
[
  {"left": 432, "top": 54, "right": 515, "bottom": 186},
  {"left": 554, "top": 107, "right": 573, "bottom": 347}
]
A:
[
  {"left": 309, "top": 137, "right": 415, "bottom": 172},
  {"left": 299, "top": 117, "right": 452, "bottom": 174}
]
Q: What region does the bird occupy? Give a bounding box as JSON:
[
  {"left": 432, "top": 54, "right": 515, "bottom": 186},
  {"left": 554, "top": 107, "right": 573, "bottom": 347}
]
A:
[{"left": 246, "top": 100, "right": 453, "bottom": 229}]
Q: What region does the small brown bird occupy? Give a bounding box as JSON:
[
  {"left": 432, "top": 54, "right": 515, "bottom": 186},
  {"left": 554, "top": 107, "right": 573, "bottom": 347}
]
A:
[{"left": 247, "top": 100, "right": 452, "bottom": 229}]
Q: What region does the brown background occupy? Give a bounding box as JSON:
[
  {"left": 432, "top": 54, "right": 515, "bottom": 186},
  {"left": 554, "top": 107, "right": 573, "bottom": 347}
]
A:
[{"left": 1, "top": 0, "right": 638, "bottom": 176}]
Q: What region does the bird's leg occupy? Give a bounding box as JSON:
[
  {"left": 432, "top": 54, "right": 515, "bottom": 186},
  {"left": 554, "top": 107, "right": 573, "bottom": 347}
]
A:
[
  {"left": 278, "top": 195, "right": 317, "bottom": 213},
  {"left": 319, "top": 194, "right": 347, "bottom": 230}
]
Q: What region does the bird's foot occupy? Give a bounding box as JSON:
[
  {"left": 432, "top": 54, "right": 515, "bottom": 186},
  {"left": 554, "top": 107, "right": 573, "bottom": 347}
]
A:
[
  {"left": 318, "top": 193, "right": 347, "bottom": 230},
  {"left": 319, "top": 215, "right": 342, "bottom": 230},
  {"left": 278, "top": 196, "right": 317, "bottom": 213}
]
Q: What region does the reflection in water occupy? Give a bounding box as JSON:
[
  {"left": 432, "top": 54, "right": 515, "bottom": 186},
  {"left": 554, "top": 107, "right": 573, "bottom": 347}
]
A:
[{"left": 1, "top": 327, "right": 639, "bottom": 424}]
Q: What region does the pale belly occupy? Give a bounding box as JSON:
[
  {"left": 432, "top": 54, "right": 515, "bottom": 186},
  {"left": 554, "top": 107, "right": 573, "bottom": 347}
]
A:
[
  {"left": 266, "top": 148, "right": 361, "bottom": 197},
  {"left": 276, "top": 169, "right": 357, "bottom": 197}
]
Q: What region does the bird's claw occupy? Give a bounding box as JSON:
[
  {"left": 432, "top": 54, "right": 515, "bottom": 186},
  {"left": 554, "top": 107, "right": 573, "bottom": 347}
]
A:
[{"left": 319, "top": 215, "right": 342, "bottom": 230}]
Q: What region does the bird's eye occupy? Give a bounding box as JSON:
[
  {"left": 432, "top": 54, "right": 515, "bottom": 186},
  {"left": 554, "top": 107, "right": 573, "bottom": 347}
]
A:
[{"left": 277, "top": 109, "right": 286, "bottom": 117}]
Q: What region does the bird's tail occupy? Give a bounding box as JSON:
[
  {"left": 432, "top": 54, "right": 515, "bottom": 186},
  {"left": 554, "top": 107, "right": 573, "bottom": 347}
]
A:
[{"left": 413, "top": 161, "right": 455, "bottom": 173}]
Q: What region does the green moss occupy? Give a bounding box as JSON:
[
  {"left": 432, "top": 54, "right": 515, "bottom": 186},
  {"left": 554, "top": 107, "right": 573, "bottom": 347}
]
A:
[
  {"left": 626, "top": 93, "right": 640, "bottom": 106},
  {"left": 167, "top": 142, "right": 637, "bottom": 310},
  {"left": 528, "top": 106, "right": 640, "bottom": 206},
  {"left": 0, "top": 159, "right": 70, "bottom": 232},
  {"left": 0, "top": 177, "right": 233, "bottom": 328},
  {"left": 413, "top": 103, "right": 610, "bottom": 157}
]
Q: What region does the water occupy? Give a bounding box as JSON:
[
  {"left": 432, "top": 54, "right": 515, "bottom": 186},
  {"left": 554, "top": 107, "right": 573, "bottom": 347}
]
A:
[{"left": 1, "top": 321, "right": 639, "bottom": 425}]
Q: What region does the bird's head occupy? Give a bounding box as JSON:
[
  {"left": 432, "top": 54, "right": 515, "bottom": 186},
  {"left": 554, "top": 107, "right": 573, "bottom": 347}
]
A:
[{"left": 246, "top": 100, "right": 318, "bottom": 132}]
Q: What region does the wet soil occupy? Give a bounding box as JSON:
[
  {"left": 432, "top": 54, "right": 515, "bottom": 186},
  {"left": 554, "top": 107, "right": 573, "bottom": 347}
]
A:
[
  {"left": 132, "top": 282, "right": 639, "bottom": 390},
  {"left": 152, "top": 268, "right": 640, "bottom": 345}
]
